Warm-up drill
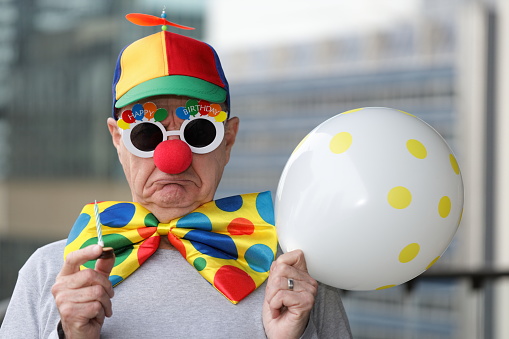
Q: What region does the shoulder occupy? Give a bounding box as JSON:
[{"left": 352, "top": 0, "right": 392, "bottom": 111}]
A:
[
  {"left": 1, "top": 240, "right": 66, "bottom": 337},
  {"left": 19, "top": 239, "right": 66, "bottom": 285},
  {"left": 26, "top": 239, "right": 66, "bottom": 264}
]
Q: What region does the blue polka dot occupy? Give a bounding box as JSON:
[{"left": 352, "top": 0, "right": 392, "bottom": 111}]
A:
[
  {"left": 184, "top": 230, "right": 238, "bottom": 259},
  {"left": 67, "top": 213, "right": 91, "bottom": 244},
  {"left": 256, "top": 192, "right": 275, "bottom": 225},
  {"left": 245, "top": 244, "right": 274, "bottom": 272},
  {"left": 215, "top": 195, "right": 243, "bottom": 212},
  {"left": 110, "top": 275, "right": 123, "bottom": 286},
  {"left": 177, "top": 212, "right": 212, "bottom": 231},
  {"left": 101, "top": 203, "right": 136, "bottom": 228}
]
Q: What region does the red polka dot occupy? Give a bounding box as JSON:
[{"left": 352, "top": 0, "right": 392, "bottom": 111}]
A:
[
  {"left": 227, "top": 218, "right": 255, "bottom": 235},
  {"left": 168, "top": 233, "right": 186, "bottom": 258},
  {"left": 138, "top": 236, "right": 159, "bottom": 265},
  {"left": 137, "top": 227, "right": 157, "bottom": 238},
  {"left": 214, "top": 265, "right": 256, "bottom": 302}
]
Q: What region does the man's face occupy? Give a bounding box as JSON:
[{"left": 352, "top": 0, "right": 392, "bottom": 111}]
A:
[{"left": 107, "top": 95, "right": 239, "bottom": 222}]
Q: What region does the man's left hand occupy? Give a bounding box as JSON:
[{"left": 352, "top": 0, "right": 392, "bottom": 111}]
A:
[{"left": 262, "top": 250, "right": 318, "bottom": 339}]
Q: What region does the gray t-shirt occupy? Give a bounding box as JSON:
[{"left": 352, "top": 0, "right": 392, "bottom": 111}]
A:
[{"left": 0, "top": 240, "right": 352, "bottom": 338}]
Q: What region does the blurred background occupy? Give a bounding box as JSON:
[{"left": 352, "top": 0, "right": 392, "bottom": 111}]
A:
[{"left": 1, "top": 0, "right": 509, "bottom": 338}]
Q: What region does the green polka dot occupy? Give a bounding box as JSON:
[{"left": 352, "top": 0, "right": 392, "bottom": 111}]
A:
[
  {"left": 388, "top": 186, "right": 412, "bottom": 209},
  {"left": 81, "top": 234, "right": 133, "bottom": 269},
  {"left": 193, "top": 257, "right": 207, "bottom": 271},
  {"left": 399, "top": 243, "right": 420, "bottom": 263},
  {"left": 144, "top": 213, "right": 159, "bottom": 227}
]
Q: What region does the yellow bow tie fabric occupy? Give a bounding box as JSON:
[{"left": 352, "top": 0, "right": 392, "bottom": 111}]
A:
[{"left": 64, "top": 192, "right": 277, "bottom": 304}]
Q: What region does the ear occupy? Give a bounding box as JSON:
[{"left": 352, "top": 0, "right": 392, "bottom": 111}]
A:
[
  {"left": 223, "top": 117, "right": 239, "bottom": 164},
  {"left": 107, "top": 117, "right": 122, "bottom": 151}
]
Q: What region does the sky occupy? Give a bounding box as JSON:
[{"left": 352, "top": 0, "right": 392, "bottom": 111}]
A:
[{"left": 206, "top": 0, "right": 421, "bottom": 51}]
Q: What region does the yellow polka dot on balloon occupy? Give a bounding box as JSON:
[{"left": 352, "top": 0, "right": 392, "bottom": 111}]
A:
[
  {"left": 341, "top": 108, "right": 364, "bottom": 115},
  {"left": 399, "top": 243, "right": 420, "bottom": 263},
  {"left": 406, "top": 139, "right": 427, "bottom": 159},
  {"left": 426, "top": 256, "right": 440, "bottom": 270},
  {"left": 387, "top": 186, "right": 412, "bottom": 209},
  {"left": 438, "top": 196, "right": 451, "bottom": 218},
  {"left": 376, "top": 285, "right": 396, "bottom": 290},
  {"left": 292, "top": 134, "right": 310, "bottom": 155},
  {"left": 399, "top": 110, "right": 416, "bottom": 117},
  {"left": 329, "top": 132, "right": 352, "bottom": 154},
  {"left": 450, "top": 154, "right": 460, "bottom": 175}
]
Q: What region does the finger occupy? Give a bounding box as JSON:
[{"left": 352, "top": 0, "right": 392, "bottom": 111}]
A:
[
  {"left": 270, "top": 260, "right": 317, "bottom": 288},
  {"left": 57, "top": 285, "right": 113, "bottom": 318},
  {"left": 58, "top": 268, "right": 114, "bottom": 298},
  {"left": 275, "top": 249, "right": 308, "bottom": 271},
  {"left": 281, "top": 276, "right": 318, "bottom": 294},
  {"left": 93, "top": 303, "right": 107, "bottom": 323},
  {"left": 265, "top": 275, "right": 317, "bottom": 302},
  {"left": 268, "top": 289, "right": 315, "bottom": 318},
  {"left": 60, "top": 245, "right": 103, "bottom": 277},
  {"left": 267, "top": 290, "right": 296, "bottom": 319},
  {"left": 60, "top": 300, "right": 107, "bottom": 323},
  {"left": 95, "top": 254, "right": 116, "bottom": 279}
]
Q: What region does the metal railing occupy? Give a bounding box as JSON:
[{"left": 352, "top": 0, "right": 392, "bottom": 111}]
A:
[{"left": 408, "top": 268, "right": 509, "bottom": 291}]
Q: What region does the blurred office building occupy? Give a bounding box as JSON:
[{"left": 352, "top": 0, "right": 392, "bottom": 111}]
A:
[
  {"left": 2, "top": 0, "right": 509, "bottom": 338},
  {"left": 0, "top": 0, "right": 205, "bottom": 315},
  {"left": 217, "top": 0, "right": 509, "bottom": 338},
  {"left": 219, "top": 3, "right": 459, "bottom": 338}
]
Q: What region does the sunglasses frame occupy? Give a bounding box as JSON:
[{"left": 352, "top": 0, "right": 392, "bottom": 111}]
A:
[{"left": 120, "top": 116, "right": 225, "bottom": 158}]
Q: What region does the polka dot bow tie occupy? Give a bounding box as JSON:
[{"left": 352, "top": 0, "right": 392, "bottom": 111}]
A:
[{"left": 64, "top": 192, "right": 277, "bottom": 304}]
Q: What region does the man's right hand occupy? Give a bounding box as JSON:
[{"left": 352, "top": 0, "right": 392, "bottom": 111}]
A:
[{"left": 51, "top": 245, "right": 115, "bottom": 339}]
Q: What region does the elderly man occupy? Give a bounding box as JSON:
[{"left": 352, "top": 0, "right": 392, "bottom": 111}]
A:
[{"left": 0, "top": 13, "right": 352, "bottom": 339}]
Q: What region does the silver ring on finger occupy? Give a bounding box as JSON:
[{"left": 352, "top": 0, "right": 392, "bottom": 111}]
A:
[{"left": 287, "top": 278, "right": 294, "bottom": 291}]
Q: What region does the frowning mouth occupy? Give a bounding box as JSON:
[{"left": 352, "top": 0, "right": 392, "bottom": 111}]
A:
[{"left": 151, "top": 178, "right": 198, "bottom": 188}]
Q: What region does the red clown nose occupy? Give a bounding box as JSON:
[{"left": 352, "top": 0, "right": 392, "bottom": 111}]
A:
[{"left": 153, "top": 139, "right": 192, "bottom": 174}]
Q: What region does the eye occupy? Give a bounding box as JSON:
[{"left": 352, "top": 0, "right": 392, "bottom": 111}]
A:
[
  {"left": 130, "top": 122, "right": 163, "bottom": 151},
  {"left": 183, "top": 119, "right": 217, "bottom": 148}
]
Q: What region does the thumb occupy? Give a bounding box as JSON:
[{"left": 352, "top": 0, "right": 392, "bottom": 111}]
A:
[{"left": 94, "top": 250, "right": 115, "bottom": 278}]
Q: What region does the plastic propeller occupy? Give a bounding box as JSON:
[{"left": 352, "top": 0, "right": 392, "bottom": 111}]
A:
[{"left": 126, "top": 13, "right": 195, "bottom": 30}]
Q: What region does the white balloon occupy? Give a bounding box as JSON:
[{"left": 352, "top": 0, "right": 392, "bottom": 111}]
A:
[{"left": 275, "top": 107, "right": 464, "bottom": 290}]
